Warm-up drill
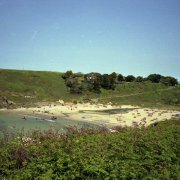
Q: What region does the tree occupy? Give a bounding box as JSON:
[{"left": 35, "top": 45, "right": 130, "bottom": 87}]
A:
[
  {"left": 136, "top": 76, "right": 144, "bottom": 82},
  {"left": 101, "top": 74, "right": 111, "bottom": 89},
  {"left": 65, "top": 77, "right": 83, "bottom": 94},
  {"left": 168, "top": 77, "right": 178, "bottom": 86},
  {"left": 65, "top": 77, "right": 76, "bottom": 88},
  {"left": 109, "top": 72, "right": 117, "bottom": 89},
  {"left": 73, "top": 72, "right": 84, "bottom": 78},
  {"left": 125, "top": 75, "right": 135, "bottom": 82},
  {"left": 84, "top": 73, "right": 101, "bottom": 83},
  {"left": 84, "top": 73, "right": 102, "bottom": 93},
  {"left": 101, "top": 74, "right": 116, "bottom": 90},
  {"left": 110, "top": 72, "right": 117, "bottom": 80},
  {"left": 62, "top": 70, "right": 73, "bottom": 79},
  {"left": 117, "top": 74, "right": 124, "bottom": 82},
  {"left": 70, "top": 84, "right": 83, "bottom": 94},
  {"left": 160, "top": 76, "right": 178, "bottom": 86},
  {"left": 147, "top": 74, "right": 163, "bottom": 83}
]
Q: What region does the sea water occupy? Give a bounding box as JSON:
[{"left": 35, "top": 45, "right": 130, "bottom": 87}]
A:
[{"left": 0, "top": 111, "right": 95, "bottom": 136}]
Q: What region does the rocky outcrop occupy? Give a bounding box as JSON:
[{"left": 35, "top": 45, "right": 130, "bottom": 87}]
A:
[{"left": 0, "top": 96, "right": 16, "bottom": 109}]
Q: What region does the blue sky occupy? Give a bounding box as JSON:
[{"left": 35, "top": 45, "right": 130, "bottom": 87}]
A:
[{"left": 0, "top": 0, "right": 180, "bottom": 79}]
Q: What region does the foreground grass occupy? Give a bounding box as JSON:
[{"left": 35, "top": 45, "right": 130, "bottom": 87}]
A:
[{"left": 0, "top": 119, "right": 179, "bottom": 179}]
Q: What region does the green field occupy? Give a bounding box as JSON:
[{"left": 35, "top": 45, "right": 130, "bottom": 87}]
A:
[
  {"left": 0, "top": 119, "right": 179, "bottom": 179},
  {"left": 0, "top": 69, "right": 180, "bottom": 109}
]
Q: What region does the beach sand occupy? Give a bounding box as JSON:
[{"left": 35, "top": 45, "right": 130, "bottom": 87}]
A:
[{"left": 1, "top": 103, "right": 180, "bottom": 128}]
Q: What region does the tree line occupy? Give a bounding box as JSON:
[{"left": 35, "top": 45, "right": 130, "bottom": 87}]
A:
[{"left": 62, "top": 71, "right": 178, "bottom": 94}]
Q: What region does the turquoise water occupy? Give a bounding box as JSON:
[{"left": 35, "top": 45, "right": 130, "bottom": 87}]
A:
[{"left": 0, "top": 111, "right": 95, "bottom": 136}]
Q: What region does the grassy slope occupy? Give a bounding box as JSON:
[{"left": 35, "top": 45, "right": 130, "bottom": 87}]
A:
[
  {"left": 0, "top": 119, "right": 179, "bottom": 179},
  {"left": 85, "top": 82, "right": 180, "bottom": 109},
  {"left": 99, "top": 86, "right": 180, "bottom": 109},
  {"left": 0, "top": 69, "right": 180, "bottom": 109},
  {"left": 0, "top": 69, "right": 79, "bottom": 103}
]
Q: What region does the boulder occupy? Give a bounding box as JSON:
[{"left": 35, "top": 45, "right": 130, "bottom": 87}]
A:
[
  {"left": 58, "top": 99, "right": 64, "bottom": 105},
  {"left": 7, "top": 100, "right": 16, "bottom": 105},
  {"left": 0, "top": 96, "right": 16, "bottom": 109},
  {"left": 0, "top": 96, "right": 8, "bottom": 108}
]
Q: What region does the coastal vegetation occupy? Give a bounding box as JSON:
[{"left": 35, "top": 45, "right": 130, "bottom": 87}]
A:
[
  {"left": 0, "top": 119, "right": 179, "bottom": 179},
  {"left": 0, "top": 69, "right": 180, "bottom": 179},
  {"left": 62, "top": 71, "right": 178, "bottom": 93},
  {"left": 0, "top": 69, "right": 179, "bottom": 109}
]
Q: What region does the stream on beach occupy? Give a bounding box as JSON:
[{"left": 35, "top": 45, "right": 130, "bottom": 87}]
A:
[
  {"left": 0, "top": 111, "right": 97, "bottom": 137},
  {"left": 80, "top": 108, "right": 138, "bottom": 114}
]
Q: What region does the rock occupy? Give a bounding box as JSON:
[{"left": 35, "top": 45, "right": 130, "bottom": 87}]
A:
[
  {"left": 58, "top": 99, "right": 64, "bottom": 105},
  {"left": 151, "top": 122, "right": 158, "bottom": 127},
  {"left": 0, "top": 96, "right": 17, "bottom": 109},
  {"left": 91, "top": 99, "right": 98, "bottom": 103},
  {"left": 0, "top": 96, "right": 8, "bottom": 108},
  {"left": 51, "top": 116, "right": 57, "bottom": 120},
  {"left": 2, "top": 96, "right": 8, "bottom": 101},
  {"left": 109, "top": 129, "right": 117, "bottom": 133},
  {"left": 7, "top": 100, "right": 16, "bottom": 105},
  {"left": 24, "top": 96, "right": 34, "bottom": 99}
]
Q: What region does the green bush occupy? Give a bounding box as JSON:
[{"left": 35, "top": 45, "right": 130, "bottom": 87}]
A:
[{"left": 0, "top": 120, "right": 179, "bottom": 179}]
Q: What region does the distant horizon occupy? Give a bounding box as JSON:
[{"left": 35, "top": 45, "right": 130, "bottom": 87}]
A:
[
  {"left": 1, "top": 67, "right": 179, "bottom": 81},
  {"left": 0, "top": 0, "right": 180, "bottom": 80}
]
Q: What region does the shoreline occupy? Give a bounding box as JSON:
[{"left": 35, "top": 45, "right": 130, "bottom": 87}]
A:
[{"left": 1, "top": 102, "right": 180, "bottom": 128}]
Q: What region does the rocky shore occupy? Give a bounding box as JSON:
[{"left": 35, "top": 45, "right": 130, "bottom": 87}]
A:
[{"left": 0, "top": 96, "right": 17, "bottom": 109}]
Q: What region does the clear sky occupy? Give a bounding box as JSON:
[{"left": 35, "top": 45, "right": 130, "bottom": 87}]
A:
[{"left": 0, "top": 0, "right": 180, "bottom": 79}]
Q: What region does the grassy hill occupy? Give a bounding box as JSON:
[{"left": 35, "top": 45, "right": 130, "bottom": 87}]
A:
[
  {"left": 0, "top": 69, "right": 180, "bottom": 109},
  {"left": 0, "top": 69, "right": 78, "bottom": 103},
  {"left": 0, "top": 119, "right": 179, "bottom": 179},
  {"left": 99, "top": 86, "right": 180, "bottom": 109}
]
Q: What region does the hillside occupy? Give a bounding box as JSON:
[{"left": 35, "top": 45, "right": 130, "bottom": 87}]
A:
[
  {"left": 0, "top": 69, "right": 180, "bottom": 109},
  {"left": 0, "top": 69, "right": 75, "bottom": 103},
  {"left": 98, "top": 86, "right": 180, "bottom": 109}
]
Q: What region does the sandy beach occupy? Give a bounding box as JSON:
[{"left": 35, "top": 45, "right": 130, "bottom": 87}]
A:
[{"left": 1, "top": 102, "right": 180, "bottom": 128}]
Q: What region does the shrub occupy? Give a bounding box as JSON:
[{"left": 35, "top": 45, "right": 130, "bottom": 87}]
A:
[{"left": 0, "top": 120, "right": 179, "bottom": 179}]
